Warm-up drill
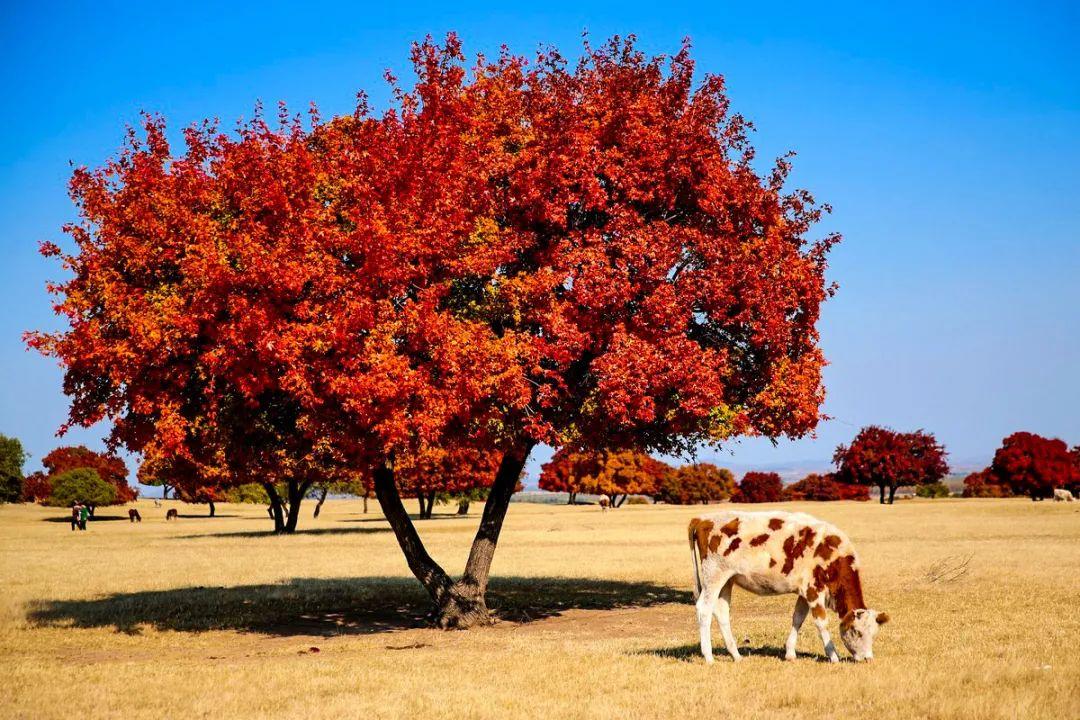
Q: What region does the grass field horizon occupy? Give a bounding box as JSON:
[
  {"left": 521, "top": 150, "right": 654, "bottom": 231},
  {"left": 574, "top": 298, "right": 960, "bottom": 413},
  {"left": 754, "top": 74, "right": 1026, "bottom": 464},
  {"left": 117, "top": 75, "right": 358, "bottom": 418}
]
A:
[{"left": 3, "top": 497, "right": 1078, "bottom": 719}]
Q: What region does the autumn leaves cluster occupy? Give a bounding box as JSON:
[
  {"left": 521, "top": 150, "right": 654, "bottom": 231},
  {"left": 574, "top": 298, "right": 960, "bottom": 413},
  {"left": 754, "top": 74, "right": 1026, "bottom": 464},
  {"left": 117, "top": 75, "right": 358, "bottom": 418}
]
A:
[{"left": 27, "top": 35, "right": 835, "bottom": 528}]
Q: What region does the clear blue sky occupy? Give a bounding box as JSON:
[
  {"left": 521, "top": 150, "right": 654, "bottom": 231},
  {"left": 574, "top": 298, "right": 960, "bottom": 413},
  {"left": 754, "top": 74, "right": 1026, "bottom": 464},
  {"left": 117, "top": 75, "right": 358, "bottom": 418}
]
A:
[{"left": 2, "top": 1, "right": 1077, "bottom": 485}]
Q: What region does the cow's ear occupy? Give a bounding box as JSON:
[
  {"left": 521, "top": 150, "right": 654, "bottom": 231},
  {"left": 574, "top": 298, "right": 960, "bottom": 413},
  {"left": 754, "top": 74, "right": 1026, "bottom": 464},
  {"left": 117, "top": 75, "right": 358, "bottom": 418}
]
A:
[{"left": 876, "top": 612, "right": 890, "bottom": 625}]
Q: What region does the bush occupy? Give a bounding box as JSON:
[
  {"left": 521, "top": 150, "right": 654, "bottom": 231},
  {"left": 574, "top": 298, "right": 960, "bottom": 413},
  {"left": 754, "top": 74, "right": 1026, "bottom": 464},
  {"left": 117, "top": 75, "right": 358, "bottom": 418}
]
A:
[
  {"left": 915, "top": 482, "right": 951, "bottom": 498},
  {"left": 734, "top": 472, "right": 784, "bottom": 503},
  {"left": 44, "top": 468, "right": 117, "bottom": 508},
  {"left": 783, "top": 473, "right": 870, "bottom": 501},
  {"left": 626, "top": 496, "right": 650, "bottom": 505},
  {"left": 961, "top": 469, "right": 1012, "bottom": 498},
  {"left": 654, "top": 464, "right": 736, "bottom": 504}
]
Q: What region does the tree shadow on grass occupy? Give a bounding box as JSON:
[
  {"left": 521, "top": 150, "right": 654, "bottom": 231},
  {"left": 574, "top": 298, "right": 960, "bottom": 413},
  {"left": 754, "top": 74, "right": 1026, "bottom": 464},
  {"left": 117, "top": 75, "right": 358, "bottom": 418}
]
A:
[
  {"left": 172, "top": 526, "right": 394, "bottom": 539},
  {"left": 637, "top": 642, "right": 832, "bottom": 663},
  {"left": 27, "top": 576, "right": 691, "bottom": 637}
]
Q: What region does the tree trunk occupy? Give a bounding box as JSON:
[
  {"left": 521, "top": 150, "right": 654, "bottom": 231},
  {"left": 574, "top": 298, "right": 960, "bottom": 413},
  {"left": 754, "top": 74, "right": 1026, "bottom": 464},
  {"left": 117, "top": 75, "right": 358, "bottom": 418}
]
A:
[
  {"left": 614, "top": 494, "right": 628, "bottom": 508},
  {"left": 888, "top": 485, "right": 897, "bottom": 505},
  {"left": 163, "top": 484, "right": 171, "bottom": 500},
  {"left": 457, "top": 499, "right": 470, "bottom": 515},
  {"left": 264, "top": 483, "right": 286, "bottom": 533},
  {"left": 363, "top": 494, "right": 368, "bottom": 514},
  {"left": 375, "top": 440, "right": 535, "bottom": 629},
  {"left": 313, "top": 487, "right": 328, "bottom": 518},
  {"left": 427, "top": 491, "right": 437, "bottom": 518},
  {"left": 88, "top": 505, "right": 96, "bottom": 518},
  {"left": 879, "top": 485, "right": 887, "bottom": 504},
  {"left": 568, "top": 491, "right": 577, "bottom": 505},
  {"left": 283, "top": 480, "right": 310, "bottom": 533},
  {"left": 208, "top": 500, "right": 215, "bottom": 517}
]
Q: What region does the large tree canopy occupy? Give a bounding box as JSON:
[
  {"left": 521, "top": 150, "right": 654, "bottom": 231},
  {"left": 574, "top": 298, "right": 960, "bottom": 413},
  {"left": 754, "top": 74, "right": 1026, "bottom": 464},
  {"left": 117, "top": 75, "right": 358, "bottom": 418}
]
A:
[
  {"left": 990, "top": 432, "right": 1078, "bottom": 500},
  {"left": 29, "top": 35, "right": 836, "bottom": 627}
]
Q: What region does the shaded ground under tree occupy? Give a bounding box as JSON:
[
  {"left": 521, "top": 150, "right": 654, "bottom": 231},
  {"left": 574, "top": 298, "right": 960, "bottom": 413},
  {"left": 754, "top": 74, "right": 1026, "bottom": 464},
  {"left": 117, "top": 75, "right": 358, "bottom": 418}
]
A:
[{"left": 27, "top": 576, "right": 691, "bottom": 637}]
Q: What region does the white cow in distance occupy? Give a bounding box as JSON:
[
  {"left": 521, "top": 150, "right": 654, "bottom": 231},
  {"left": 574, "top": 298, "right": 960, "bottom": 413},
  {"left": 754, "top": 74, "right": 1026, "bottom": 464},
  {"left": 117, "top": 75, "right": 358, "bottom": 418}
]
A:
[{"left": 1053, "top": 488, "right": 1074, "bottom": 502}]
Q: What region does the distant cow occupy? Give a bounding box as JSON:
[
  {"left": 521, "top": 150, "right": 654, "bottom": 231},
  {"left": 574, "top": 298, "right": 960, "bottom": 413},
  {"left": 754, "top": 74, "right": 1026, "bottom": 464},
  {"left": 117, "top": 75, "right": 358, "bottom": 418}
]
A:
[
  {"left": 165, "top": 508, "right": 178, "bottom": 521},
  {"left": 128, "top": 508, "right": 142, "bottom": 523},
  {"left": 598, "top": 495, "right": 610, "bottom": 512},
  {"left": 689, "top": 510, "right": 888, "bottom": 664},
  {"left": 1053, "top": 489, "right": 1074, "bottom": 502}
]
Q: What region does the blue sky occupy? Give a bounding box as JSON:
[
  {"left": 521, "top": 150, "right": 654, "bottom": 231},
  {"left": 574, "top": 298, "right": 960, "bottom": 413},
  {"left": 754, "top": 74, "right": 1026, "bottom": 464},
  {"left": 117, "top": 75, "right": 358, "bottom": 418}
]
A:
[{"left": 2, "top": 1, "right": 1077, "bottom": 485}]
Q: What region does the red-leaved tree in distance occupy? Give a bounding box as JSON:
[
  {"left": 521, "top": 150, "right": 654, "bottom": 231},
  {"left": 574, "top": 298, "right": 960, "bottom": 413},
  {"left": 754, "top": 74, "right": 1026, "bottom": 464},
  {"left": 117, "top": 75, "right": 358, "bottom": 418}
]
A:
[
  {"left": 733, "top": 471, "right": 784, "bottom": 503},
  {"left": 833, "top": 426, "right": 949, "bottom": 504},
  {"left": 29, "top": 35, "right": 837, "bottom": 627},
  {"left": 990, "top": 432, "right": 1079, "bottom": 500},
  {"left": 654, "top": 463, "right": 736, "bottom": 504},
  {"left": 538, "top": 448, "right": 671, "bottom": 507},
  {"left": 42, "top": 446, "right": 136, "bottom": 507}
]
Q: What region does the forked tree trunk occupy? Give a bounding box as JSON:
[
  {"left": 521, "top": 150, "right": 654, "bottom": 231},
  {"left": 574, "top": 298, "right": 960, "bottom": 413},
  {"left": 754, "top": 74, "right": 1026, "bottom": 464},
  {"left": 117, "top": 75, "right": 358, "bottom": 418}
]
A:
[
  {"left": 375, "top": 440, "right": 534, "bottom": 629},
  {"left": 614, "top": 494, "right": 628, "bottom": 508},
  {"left": 283, "top": 480, "right": 310, "bottom": 533},
  {"left": 313, "top": 487, "right": 329, "bottom": 518}
]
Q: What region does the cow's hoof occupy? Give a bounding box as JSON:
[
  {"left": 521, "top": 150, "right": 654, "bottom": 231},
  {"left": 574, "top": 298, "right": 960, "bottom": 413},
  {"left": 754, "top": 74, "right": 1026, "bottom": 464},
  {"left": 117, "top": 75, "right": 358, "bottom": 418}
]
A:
[{"left": 783, "top": 654, "right": 796, "bottom": 662}]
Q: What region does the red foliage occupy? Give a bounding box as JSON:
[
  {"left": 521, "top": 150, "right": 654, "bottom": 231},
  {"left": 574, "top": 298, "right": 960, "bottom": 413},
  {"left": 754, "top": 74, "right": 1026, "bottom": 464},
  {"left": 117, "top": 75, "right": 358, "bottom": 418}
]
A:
[
  {"left": 990, "top": 432, "right": 1079, "bottom": 500},
  {"left": 961, "top": 468, "right": 1012, "bottom": 498},
  {"left": 655, "top": 463, "right": 736, "bottom": 504},
  {"left": 22, "top": 471, "right": 52, "bottom": 503},
  {"left": 734, "top": 471, "right": 784, "bottom": 503},
  {"left": 41, "top": 446, "right": 136, "bottom": 504},
  {"left": 539, "top": 448, "right": 670, "bottom": 505},
  {"left": 783, "top": 473, "right": 869, "bottom": 501},
  {"left": 833, "top": 426, "right": 949, "bottom": 504}
]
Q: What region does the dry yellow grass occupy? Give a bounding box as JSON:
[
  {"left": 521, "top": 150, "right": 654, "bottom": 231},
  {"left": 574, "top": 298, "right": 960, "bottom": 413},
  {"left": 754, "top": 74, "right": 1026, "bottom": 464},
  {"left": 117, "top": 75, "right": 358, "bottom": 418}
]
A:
[{"left": 1, "top": 497, "right": 1078, "bottom": 719}]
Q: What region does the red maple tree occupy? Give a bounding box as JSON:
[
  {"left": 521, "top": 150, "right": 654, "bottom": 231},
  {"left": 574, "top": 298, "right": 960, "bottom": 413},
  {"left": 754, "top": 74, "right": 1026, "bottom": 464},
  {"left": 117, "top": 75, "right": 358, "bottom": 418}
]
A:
[
  {"left": 989, "top": 432, "right": 1078, "bottom": 500},
  {"left": 961, "top": 468, "right": 1012, "bottom": 498},
  {"left": 539, "top": 448, "right": 670, "bottom": 506},
  {"left": 734, "top": 471, "right": 784, "bottom": 503},
  {"left": 833, "top": 426, "right": 949, "bottom": 504},
  {"left": 30, "top": 35, "right": 836, "bottom": 627},
  {"left": 41, "top": 446, "right": 136, "bottom": 505}
]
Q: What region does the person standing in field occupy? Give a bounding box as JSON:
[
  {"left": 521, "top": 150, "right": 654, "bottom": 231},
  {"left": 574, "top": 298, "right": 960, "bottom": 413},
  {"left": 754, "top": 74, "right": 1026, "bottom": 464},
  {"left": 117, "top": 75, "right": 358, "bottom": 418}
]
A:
[
  {"left": 79, "top": 503, "right": 90, "bottom": 530},
  {"left": 70, "top": 503, "right": 80, "bottom": 531}
]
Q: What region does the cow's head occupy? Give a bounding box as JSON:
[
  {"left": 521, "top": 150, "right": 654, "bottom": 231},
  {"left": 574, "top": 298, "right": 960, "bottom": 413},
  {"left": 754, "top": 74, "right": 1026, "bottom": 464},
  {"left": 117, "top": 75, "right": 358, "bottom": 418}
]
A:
[{"left": 840, "top": 608, "right": 889, "bottom": 661}]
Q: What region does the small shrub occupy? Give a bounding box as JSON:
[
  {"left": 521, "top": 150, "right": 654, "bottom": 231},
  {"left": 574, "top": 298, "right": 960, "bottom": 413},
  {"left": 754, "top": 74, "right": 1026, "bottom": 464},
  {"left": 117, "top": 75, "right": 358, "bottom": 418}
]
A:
[
  {"left": 44, "top": 468, "right": 117, "bottom": 507},
  {"left": 626, "top": 496, "right": 650, "bottom": 505},
  {"left": 734, "top": 472, "right": 784, "bottom": 503},
  {"left": 916, "top": 482, "right": 951, "bottom": 498}
]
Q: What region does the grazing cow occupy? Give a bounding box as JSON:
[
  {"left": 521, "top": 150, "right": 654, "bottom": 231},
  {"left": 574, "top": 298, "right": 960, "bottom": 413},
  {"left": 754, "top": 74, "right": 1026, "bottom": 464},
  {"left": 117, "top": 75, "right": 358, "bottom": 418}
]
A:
[
  {"left": 598, "top": 495, "right": 610, "bottom": 512},
  {"left": 689, "top": 510, "right": 888, "bottom": 664},
  {"left": 1053, "top": 489, "right": 1074, "bottom": 502},
  {"left": 165, "top": 508, "right": 178, "bottom": 521},
  {"left": 128, "top": 508, "right": 142, "bottom": 523}
]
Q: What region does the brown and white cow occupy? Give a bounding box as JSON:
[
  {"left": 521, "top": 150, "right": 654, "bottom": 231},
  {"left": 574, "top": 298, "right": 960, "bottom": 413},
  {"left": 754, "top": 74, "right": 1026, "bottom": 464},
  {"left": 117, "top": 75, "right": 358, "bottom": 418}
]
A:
[{"left": 689, "top": 510, "right": 888, "bottom": 663}]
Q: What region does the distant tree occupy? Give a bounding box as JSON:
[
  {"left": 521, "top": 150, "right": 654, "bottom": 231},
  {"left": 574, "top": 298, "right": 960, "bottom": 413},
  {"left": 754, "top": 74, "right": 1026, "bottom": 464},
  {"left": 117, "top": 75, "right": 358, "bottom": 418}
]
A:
[
  {"left": 783, "top": 473, "right": 869, "bottom": 501},
  {"left": 915, "top": 482, "right": 951, "bottom": 498},
  {"left": 655, "top": 463, "right": 736, "bottom": 504},
  {"left": 0, "top": 435, "right": 27, "bottom": 503},
  {"left": 42, "top": 446, "right": 136, "bottom": 505},
  {"left": 990, "top": 432, "right": 1079, "bottom": 501},
  {"left": 833, "top": 426, "right": 949, "bottom": 505},
  {"left": 539, "top": 449, "right": 670, "bottom": 507},
  {"left": 44, "top": 468, "right": 117, "bottom": 509},
  {"left": 961, "top": 469, "right": 1012, "bottom": 498},
  {"left": 22, "top": 471, "right": 52, "bottom": 503},
  {"left": 138, "top": 453, "right": 223, "bottom": 516},
  {"left": 734, "top": 471, "right": 784, "bottom": 503},
  {"left": 1072, "top": 446, "right": 1080, "bottom": 495}
]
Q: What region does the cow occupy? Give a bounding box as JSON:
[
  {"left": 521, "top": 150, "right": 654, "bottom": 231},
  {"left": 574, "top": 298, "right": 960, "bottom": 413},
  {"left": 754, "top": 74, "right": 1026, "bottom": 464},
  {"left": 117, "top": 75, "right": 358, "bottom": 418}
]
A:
[
  {"left": 689, "top": 510, "right": 888, "bottom": 664},
  {"left": 128, "top": 508, "right": 142, "bottom": 523},
  {"left": 1053, "top": 489, "right": 1074, "bottom": 502},
  {"left": 165, "top": 508, "right": 179, "bottom": 521},
  {"left": 598, "top": 495, "right": 610, "bottom": 512}
]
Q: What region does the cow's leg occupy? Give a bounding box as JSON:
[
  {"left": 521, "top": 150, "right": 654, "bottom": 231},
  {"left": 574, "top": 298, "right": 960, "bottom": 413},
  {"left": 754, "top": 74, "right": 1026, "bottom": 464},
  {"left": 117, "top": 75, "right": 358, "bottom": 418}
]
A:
[
  {"left": 713, "top": 577, "right": 742, "bottom": 662},
  {"left": 784, "top": 596, "right": 810, "bottom": 661},
  {"left": 695, "top": 578, "right": 722, "bottom": 664},
  {"left": 811, "top": 604, "right": 840, "bottom": 662}
]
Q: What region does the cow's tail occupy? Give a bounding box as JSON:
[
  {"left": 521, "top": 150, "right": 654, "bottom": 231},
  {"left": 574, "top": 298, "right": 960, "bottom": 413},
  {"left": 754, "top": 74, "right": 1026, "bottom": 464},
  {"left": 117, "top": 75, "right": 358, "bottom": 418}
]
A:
[{"left": 688, "top": 519, "right": 703, "bottom": 601}]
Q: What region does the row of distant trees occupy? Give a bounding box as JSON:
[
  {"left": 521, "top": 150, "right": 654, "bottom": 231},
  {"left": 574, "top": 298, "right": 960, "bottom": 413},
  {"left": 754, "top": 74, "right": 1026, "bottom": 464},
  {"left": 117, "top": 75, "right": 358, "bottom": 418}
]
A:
[{"left": 538, "top": 427, "right": 1080, "bottom": 505}]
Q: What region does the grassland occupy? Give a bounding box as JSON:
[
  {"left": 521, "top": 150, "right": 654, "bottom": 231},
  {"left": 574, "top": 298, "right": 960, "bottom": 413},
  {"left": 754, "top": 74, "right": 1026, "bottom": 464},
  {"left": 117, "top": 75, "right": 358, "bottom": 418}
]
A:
[{"left": 2, "top": 497, "right": 1078, "bottom": 719}]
